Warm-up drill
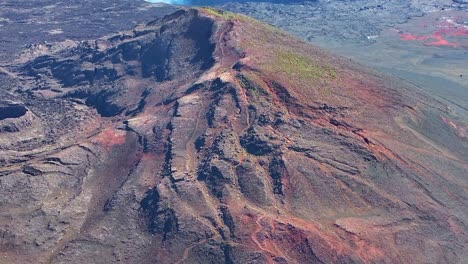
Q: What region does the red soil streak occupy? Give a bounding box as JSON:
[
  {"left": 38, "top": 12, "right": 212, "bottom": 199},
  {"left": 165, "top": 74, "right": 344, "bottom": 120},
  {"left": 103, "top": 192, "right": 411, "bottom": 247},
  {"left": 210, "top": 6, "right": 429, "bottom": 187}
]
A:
[
  {"left": 92, "top": 128, "right": 127, "bottom": 151},
  {"left": 399, "top": 18, "right": 468, "bottom": 47},
  {"left": 248, "top": 210, "right": 387, "bottom": 263},
  {"left": 441, "top": 116, "right": 467, "bottom": 138},
  {"left": 230, "top": 191, "right": 389, "bottom": 263},
  {"left": 138, "top": 152, "right": 167, "bottom": 189},
  {"left": 400, "top": 32, "right": 459, "bottom": 47},
  {"left": 251, "top": 216, "right": 282, "bottom": 264},
  {"left": 353, "top": 239, "right": 386, "bottom": 261},
  {"left": 426, "top": 34, "right": 459, "bottom": 47},
  {"left": 448, "top": 216, "right": 465, "bottom": 237},
  {"left": 441, "top": 116, "right": 459, "bottom": 130}
]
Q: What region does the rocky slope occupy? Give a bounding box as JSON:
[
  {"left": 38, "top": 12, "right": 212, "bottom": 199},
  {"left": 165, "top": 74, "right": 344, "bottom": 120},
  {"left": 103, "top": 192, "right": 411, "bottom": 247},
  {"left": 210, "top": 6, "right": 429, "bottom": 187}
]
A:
[
  {"left": 218, "top": 0, "right": 468, "bottom": 112},
  {"left": 0, "top": 7, "right": 466, "bottom": 264}
]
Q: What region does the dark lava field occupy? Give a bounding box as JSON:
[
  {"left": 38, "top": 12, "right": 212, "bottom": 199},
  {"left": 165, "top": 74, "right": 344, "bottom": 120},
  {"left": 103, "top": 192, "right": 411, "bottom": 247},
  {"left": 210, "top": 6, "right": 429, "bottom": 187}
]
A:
[{"left": 0, "top": 1, "right": 467, "bottom": 263}]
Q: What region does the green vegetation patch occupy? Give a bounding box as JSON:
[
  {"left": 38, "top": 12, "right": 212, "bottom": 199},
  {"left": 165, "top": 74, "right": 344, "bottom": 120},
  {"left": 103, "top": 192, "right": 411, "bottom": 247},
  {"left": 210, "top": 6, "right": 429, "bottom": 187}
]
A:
[
  {"left": 201, "top": 7, "right": 248, "bottom": 21},
  {"left": 273, "top": 50, "right": 337, "bottom": 80}
]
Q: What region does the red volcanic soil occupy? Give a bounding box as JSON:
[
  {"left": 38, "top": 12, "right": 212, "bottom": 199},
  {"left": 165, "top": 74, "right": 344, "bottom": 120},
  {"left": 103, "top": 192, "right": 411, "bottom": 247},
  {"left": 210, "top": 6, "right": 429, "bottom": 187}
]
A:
[
  {"left": 92, "top": 128, "right": 128, "bottom": 151},
  {"left": 400, "top": 32, "right": 459, "bottom": 47},
  {"left": 0, "top": 8, "right": 466, "bottom": 264},
  {"left": 397, "top": 11, "right": 468, "bottom": 48},
  {"left": 441, "top": 116, "right": 468, "bottom": 139},
  {"left": 399, "top": 28, "right": 467, "bottom": 47}
]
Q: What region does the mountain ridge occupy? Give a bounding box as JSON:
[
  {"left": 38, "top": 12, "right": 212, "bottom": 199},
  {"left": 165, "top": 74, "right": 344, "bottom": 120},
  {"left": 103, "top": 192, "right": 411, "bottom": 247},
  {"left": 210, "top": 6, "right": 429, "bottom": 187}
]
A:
[{"left": 0, "top": 7, "right": 466, "bottom": 264}]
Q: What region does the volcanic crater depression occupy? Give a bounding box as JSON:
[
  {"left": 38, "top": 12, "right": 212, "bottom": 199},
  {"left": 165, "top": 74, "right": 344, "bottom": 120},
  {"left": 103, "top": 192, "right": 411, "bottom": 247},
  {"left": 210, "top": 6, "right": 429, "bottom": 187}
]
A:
[{"left": 0, "top": 103, "right": 28, "bottom": 120}]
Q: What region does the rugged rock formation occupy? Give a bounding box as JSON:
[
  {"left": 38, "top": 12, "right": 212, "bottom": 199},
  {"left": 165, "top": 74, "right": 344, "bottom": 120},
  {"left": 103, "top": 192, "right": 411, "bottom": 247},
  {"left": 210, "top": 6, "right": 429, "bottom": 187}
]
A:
[{"left": 0, "top": 7, "right": 466, "bottom": 264}]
